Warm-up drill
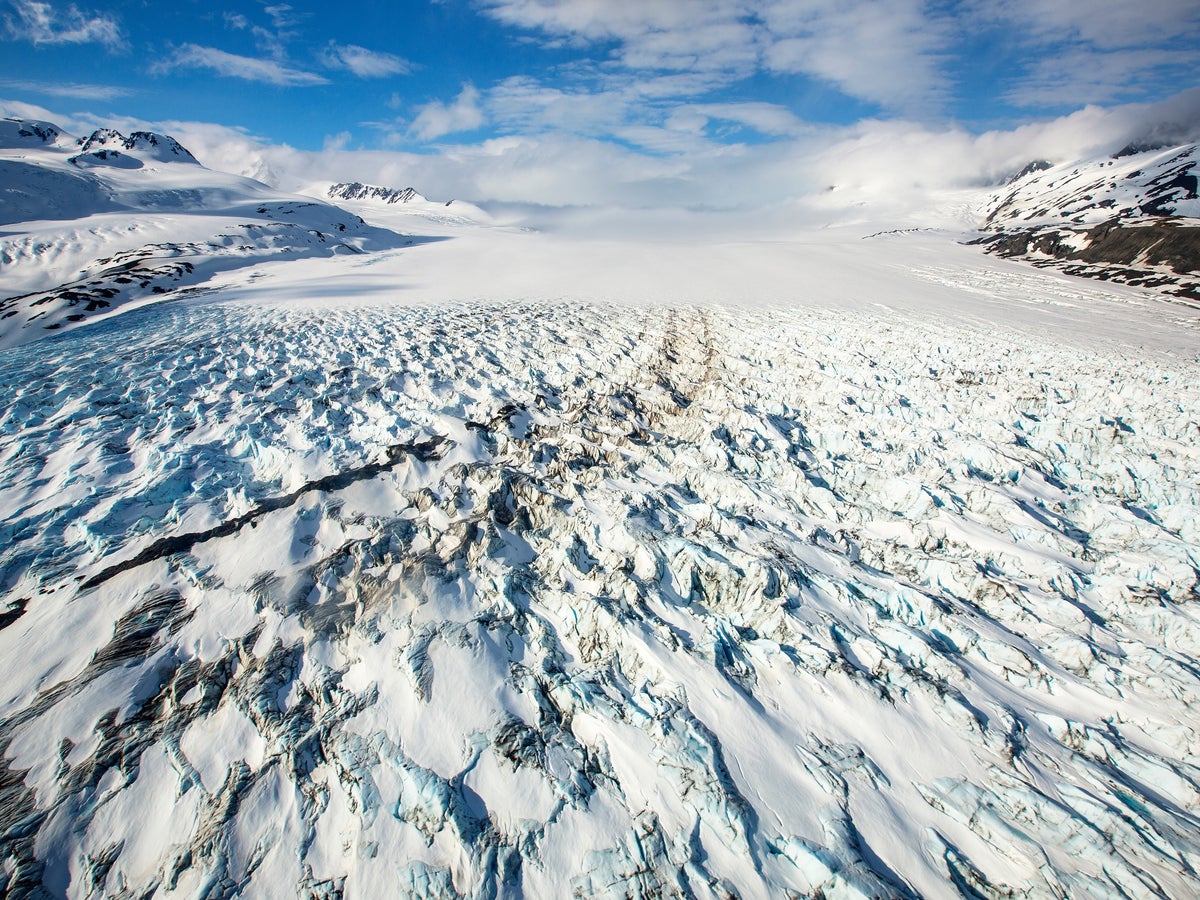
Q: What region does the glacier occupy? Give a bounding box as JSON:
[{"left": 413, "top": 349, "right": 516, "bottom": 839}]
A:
[
  {"left": 2, "top": 115, "right": 1200, "bottom": 899},
  {"left": 1, "top": 290, "right": 1198, "bottom": 898}
]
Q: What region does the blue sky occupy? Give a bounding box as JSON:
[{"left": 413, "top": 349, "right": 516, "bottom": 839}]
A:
[
  {"left": 2, "top": 1, "right": 1199, "bottom": 215},
  {"left": 3, "top": 0, "right": 1198, "bottom": 152}
]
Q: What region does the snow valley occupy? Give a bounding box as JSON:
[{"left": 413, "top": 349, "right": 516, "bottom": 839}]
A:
[{"left": 1, "top": 114, "right": 1200, "bottom": 900}]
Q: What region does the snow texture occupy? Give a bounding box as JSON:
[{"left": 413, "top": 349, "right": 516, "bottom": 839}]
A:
[{"left": 1, "top": 295, "right": 1199, "bottom": 899}]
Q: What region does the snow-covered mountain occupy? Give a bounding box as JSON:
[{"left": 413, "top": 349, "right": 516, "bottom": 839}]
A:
[
  {"left": 0, "top": 118, "right": 405, "bottom": 348},
  {"left": 324, "top": 181, "right": 493, "bottom": 229},
  {"left": 329, "top": 182, "right": 423, "bottom": 205},
  {"left": 974, "top": 143, "right": 1200, "bottom": 301}
]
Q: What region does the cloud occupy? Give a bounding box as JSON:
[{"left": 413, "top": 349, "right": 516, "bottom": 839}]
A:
[
  {"left": 409, "top": 84, "right": 486, "bottom": 141},
  {"left": 16, "top": 85, "right": 1199, "bottom": 238},
  {"left": 0, "top": 78, "right": 129, "bottom": 99},
  {"left": 425, "top": 75, "right": 804, "bottom": 155},
  {"left": 972, "top": 0, "right": 1200, "bottom": 50},
  {"left": 479, "top": 0, "right": 760, "bottom": 72},
  {"left": 477, "top": 0, "right": 950, "bottom": 112},
  {"left": 486, "top": 76, "right": 630, "bottom": 137},
  {"left": 686, "top": 101, "right": 808, "bottom": 137},
  {"left": 2, "top": 0, "right": 123, "bottom": 49},
  {"left": 760, "top": 0, "right": 948, "bottom": 111},
  {"left": 322, "top": 43, "right": 413, "bottom": 78},
  {"left": 153, "top": 44, "right": 329, "bottom": 86},
  {"left": 263, "top": 3, "right": 301, "bottom": 31},
  {"left": 1003, "top": 46, "right": 1200, "bottom": 108},
  {"left": 967, "top": 0, "right": 1200, "bottom": 107}
]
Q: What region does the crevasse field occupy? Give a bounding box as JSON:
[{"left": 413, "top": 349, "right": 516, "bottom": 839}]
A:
[{"left": 2, "top": 226, "right": 1199, "bottom": 897}]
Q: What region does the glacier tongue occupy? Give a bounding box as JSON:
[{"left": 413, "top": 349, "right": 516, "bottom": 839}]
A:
[{"left": 0, "top": 300, "right": 1199, "bottom": 898}]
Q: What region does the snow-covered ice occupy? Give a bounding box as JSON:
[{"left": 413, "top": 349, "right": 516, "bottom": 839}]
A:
[{"left": 1, "top": 273, "right": 1198, "bottom": 897}]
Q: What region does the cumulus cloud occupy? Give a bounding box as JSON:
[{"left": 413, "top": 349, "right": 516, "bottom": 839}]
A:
[
  {"left": 2, "top": 0, "right": 123, "bottom": 49},
  {"left": 409, "top": 84, "right": 486, "bottom": 141},
  {"left": 477, "top": 0, "right": 950, "bottom": 112},
  {"left": 322, "top": 43, "right": 413, "bottom": 78},
  {"left": 153, "top": 44, "right": 329, "bottom": 87}
]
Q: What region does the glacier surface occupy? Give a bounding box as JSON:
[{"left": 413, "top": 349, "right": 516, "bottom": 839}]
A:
[{"left": 1, "top": 293, "right": 1199, "bottom": 898}]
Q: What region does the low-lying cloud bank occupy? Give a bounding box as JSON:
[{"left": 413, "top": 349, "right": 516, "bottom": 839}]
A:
[{"left": 4, "top": 87, "right": 1199, "bottom": 234}]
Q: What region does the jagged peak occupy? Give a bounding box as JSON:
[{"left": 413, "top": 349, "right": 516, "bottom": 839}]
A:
[
  {"left": 77, "top": 128, "right": 199, "bottom": 163},
  {"left": 1113, "top": 140, "right": 1171, "bottom": 159},
  {"left": 329, "top": 182, "right": 422, "bottom": 205},
  {"left": 1005, "top": 160, "right": 1053, "bottom": 185}
]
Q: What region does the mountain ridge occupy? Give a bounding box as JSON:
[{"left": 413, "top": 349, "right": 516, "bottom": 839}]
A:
[{"left": 974, "top": 143, "right": 1200, "bottom": 301}]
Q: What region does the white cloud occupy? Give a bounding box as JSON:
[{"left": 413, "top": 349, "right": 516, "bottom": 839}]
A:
[
  {"left": 409, "top": 84, "right": 486, "bottom": 141},
  {"left": 263, "top": 3, "right": 302, "bottom": 31},
  {"left": 477, "top": 0, "right": 950, "bottom": 112},
  {"left": 153, "top": 44, "right": 329, "bottom": 87},
  {"left": 0, "top": 78, "right": 129, "bottom": 100},
  {"left": 760, "top": 0, "right": 947, "bottom": 111},
  {"left": 686, "top": 101, "right": 808, "bottom": 136},
  {"left": 416, "top": 76, "right": 803, "bottom": 154},
  {"left": 971, "top": 0, "right": 1200, "bottom": 50},
  {"left": 487, "top": 76, "right": 629, "bottom": 136},
  {"left": 967, "top": 0, "right": 1200, "bottom": 107},
  {"left": 2, "top": 0, "right": 123, "bottom": 49},
  {"left": 323, "top": 43, "right": 413, "bottom": 78},
  {"left": 1004, "top": 46, "right": 1200, "bottom": 108}
]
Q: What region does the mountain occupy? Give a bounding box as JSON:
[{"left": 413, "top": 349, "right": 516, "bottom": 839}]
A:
[
  {"left": 329, "top": 182, "right": 423, "bottom": 205},
  {"left": 324, "top": 181, "right": 492, "bottom": 229},
  {"left": 74, "top": 128, "right": 199, "bottom": 165},
  {"left": 0, "top": 118, "right": 406, "bottom": 349},
  {"left": 974, "top": 143, "right": 1200, "bottom": 301}
]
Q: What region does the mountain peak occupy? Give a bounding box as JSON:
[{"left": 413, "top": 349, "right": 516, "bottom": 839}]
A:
[
  {"left": 0, "top": 117, "right": 71, "bottom": 149},
  {"left": 1006, "top": 160, "right": 1053, "bottom": 184},
  {"left": 77, "top": 128, "right": 199, "bottom": 164},
  {"left": 329, "top": 182, "right": 422, "bottom": 205}
]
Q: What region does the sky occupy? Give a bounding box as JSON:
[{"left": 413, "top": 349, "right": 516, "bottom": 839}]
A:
[{"left": 2, "top": 0, "right": 1200, "bottom": 217}]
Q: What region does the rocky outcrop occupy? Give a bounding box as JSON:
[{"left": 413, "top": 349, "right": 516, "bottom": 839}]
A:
[{"left": 76, "top": 128, "right": 199, "bottom": 164}]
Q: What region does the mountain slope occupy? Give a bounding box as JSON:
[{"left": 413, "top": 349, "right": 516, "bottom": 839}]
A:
[
  {"left": 974, "top": 143, "right": 1200, "bottom": 301},
  {"left": 0, "top": 118, "right": 407, "bottom": 348}
]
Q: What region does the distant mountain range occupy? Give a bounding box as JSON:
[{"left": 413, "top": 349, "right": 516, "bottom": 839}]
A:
[{"left": 3, "top": 114, "right": 1199, "bottom": 352}]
